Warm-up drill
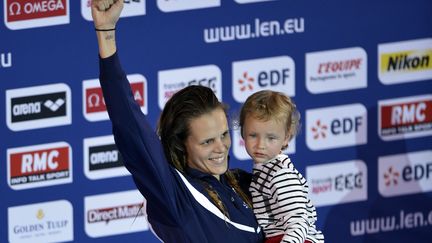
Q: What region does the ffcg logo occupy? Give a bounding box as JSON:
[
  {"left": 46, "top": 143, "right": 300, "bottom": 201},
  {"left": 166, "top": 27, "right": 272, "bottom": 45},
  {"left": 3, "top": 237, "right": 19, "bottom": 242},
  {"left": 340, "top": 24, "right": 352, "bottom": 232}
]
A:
[{"left": 232, "top": 56, "right": 295, "bottom": 102}]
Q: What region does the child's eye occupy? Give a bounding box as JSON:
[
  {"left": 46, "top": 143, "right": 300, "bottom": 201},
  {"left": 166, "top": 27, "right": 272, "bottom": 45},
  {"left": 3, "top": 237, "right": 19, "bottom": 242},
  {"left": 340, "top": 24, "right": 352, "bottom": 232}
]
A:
[
  {"left": 202, "top": 139, "right": 214, "bottom": 145},
  {"left": 221, "top": 131, "right": 229, "bottom": 139}
]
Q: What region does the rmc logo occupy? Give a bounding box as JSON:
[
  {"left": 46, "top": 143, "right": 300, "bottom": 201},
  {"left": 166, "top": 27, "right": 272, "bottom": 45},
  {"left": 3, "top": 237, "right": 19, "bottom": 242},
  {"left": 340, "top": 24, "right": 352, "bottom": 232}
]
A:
[
  {"left": 378, "top": 94, "right": 432, "bottom": 141},
  {"left": 232, "top": 56, "right": 295, "bottom": 102},
  {"left": 306, "top": 103, "right": 367, "bottom": 150}
]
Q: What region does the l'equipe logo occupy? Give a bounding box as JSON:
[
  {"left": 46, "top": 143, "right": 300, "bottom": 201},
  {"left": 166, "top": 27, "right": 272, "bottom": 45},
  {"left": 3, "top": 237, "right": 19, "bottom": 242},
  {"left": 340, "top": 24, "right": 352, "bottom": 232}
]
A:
[{"left": 306, "top": 47, "right": 367, "bottom": 94}]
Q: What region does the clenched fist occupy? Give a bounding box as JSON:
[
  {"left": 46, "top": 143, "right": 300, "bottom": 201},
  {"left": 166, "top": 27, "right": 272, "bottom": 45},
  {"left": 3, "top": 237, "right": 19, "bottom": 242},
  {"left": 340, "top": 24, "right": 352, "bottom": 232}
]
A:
[{"left": 94, "top": 0, "right": 117, "bottom": 11}]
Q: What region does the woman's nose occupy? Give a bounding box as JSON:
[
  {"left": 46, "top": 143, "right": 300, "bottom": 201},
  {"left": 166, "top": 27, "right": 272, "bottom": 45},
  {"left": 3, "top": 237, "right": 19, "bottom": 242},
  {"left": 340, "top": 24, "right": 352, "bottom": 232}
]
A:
[{"left": 214, "top": 139, "right": 227, "bottom": 152}]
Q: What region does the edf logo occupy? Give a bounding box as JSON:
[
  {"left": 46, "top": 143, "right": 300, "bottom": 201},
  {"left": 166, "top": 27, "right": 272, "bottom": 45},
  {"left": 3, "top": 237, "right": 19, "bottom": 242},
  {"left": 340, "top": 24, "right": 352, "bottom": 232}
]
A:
[
  {"left": 232, "top": 56, "right": 295, "bottom": 102},
  {"left": 306, "top": 103, "right": 367, "bottom": 150},
  {"left": 379, "top": 150, "right": 432, "bottom": 197}
]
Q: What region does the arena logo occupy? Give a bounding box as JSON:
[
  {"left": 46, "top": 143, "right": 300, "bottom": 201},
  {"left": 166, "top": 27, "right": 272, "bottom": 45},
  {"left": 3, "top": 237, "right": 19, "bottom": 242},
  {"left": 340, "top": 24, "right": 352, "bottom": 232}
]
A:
[
  {"left": 232, "top": 56, "right": 295, "bottom": 102},
  {"left": 8, "top": 200, "right": 73, "bottom": 243},
  {"left": 83, "top": 74, "right": 147, "bottom": 121},
  {"left": 378, "top": 38, "right": 432, "bottom": 85},
  {"left": 378, "top": 150, "right": 432, "bottom": 197},
  {"left": 306, "top": 47, "right": 367, "bottom": 94},
  {"left": 158, "top": 64, "right": 222, "bottom": 109},
  {"left": 5, "top": 0, "right": 69, "bottom": 30},
  {"left": 81, "top": 0, "right": 145, "bottom": 21},
  {"left": 83, "top": 135, "right": 130, "bottom": 180},
  {"left": 306, "top": 103, "right": 367, "bottom": 150},
  {"left": 232, "top": 129, "right": 295, "bottom": 160},
  {"left": 6, "top": 83, "right": 71, "bottom": 131},
  {"left": 1, "top": 52, "right": 12, "bottom": 68},
  {"left": 7, "top": 142, "right": 72, "bottom": 190},
  {"left": 378, "top": 94, "right": 432, "bottom": 141},
  {"left": 306, "top": 160, "right": 367, "bottom": 207},
  {"left": 157, "top": 0, "right": 219, "bottom": 12},
  {"left": 84, "top": 190, "right": 149, "bottom": 238}
]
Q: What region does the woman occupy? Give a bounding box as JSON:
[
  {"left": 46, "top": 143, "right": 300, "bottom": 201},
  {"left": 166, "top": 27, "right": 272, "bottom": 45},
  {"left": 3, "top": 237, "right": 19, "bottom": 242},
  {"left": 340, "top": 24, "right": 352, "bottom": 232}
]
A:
[{"left": 91, "top": 1, "right": 264, "bottom": 242}]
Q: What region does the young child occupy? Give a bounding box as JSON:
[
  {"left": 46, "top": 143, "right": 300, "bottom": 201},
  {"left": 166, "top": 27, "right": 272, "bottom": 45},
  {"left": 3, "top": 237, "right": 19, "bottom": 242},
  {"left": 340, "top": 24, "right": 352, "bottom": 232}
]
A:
[{"left": 239, "top": 90, "right": 324, "bottom": 243}]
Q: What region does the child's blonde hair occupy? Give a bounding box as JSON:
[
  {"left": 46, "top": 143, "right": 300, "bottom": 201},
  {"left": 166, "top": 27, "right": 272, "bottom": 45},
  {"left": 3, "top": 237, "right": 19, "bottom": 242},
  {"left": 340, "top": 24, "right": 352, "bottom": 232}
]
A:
[{"left": 239, "top": 90, "right": 300, "bottom": 148}]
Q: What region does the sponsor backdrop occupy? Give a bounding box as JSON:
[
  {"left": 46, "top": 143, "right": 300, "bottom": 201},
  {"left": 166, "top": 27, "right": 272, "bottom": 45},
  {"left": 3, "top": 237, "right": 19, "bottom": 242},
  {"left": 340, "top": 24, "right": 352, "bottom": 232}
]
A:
[{"left": 1, "top": 0, "right": 431, "bottom": 242}]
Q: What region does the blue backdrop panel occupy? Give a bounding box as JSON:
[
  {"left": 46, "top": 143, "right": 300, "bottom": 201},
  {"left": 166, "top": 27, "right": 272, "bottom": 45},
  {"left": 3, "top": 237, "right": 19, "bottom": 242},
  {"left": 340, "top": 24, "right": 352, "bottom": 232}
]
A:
[{"left": 1, "top": 0, "right": 431, "bottom": 242}]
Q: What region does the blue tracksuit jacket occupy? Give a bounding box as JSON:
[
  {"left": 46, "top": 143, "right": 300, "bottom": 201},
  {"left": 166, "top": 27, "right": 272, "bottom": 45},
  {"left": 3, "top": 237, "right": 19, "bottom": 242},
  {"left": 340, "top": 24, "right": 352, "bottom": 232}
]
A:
[{"left": 98, "top": 52, "right": 264, "bottom": 243}]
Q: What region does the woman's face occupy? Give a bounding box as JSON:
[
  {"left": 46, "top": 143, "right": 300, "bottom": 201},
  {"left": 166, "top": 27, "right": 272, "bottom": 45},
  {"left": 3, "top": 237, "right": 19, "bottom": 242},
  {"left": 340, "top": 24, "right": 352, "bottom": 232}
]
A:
[{"left": 184, "top": 108, "right": 231, "bottom": 180}]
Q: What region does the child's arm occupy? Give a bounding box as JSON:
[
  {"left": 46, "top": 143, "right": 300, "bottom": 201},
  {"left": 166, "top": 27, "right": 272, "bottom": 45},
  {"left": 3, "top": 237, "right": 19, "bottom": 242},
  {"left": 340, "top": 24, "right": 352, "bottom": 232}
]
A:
[{"left": 271, "top": 169, "right": 311, "bottom": 243}]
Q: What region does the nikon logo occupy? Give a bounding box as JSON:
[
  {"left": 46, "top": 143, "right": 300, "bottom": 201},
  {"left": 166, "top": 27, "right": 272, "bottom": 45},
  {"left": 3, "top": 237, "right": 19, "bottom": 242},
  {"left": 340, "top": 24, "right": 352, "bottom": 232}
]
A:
[
  {"left": 378, "top": 38, "right": 432, "bottom": 85},
  {"left": 382, "top": 52, "right": 431, "bottom": 72}
]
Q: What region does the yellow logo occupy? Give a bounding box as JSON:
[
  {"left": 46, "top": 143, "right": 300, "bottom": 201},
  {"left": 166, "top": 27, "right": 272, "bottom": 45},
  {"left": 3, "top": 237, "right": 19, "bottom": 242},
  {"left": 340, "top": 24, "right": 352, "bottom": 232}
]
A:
[
  {"left": 36, "top": 209, "right": 45, "bottom": 220},
  {"left": 380, "top": 49, "right": 432, "bottom": 73}
]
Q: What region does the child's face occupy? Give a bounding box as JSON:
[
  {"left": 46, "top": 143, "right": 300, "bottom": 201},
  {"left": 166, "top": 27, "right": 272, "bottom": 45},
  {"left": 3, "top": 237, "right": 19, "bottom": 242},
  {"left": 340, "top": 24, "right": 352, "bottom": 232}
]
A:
[{"left": 242, "top": 115, "right": 289, "bottom": 164}]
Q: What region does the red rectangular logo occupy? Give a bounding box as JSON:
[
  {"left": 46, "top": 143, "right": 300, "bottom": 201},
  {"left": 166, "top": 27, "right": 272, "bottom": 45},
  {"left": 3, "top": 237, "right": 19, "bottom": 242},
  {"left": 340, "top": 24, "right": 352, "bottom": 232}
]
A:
[{"left": 6, "top": 0, "right": 68, "bottom": 22}]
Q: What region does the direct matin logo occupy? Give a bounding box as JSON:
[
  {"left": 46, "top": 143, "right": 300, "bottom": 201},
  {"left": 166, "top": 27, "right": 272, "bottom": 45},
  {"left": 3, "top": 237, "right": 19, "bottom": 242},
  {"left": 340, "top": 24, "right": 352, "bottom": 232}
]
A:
[{"left": 84, "top": 190, "right": 149, "bottom": 238}]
